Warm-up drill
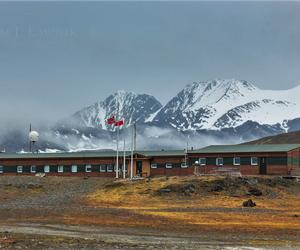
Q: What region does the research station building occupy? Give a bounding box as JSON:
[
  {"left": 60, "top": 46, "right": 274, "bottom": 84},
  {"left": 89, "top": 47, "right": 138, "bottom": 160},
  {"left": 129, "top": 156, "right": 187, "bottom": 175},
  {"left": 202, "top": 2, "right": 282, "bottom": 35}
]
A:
[{"left": 0, "top": 144, "right": 299, "bottom": 177}]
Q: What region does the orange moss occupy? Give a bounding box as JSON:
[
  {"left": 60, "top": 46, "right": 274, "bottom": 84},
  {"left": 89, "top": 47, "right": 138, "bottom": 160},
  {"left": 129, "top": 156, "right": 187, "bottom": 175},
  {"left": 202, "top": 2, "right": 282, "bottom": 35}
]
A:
[{"left": 85, "top": 176, "right": 300, "bottom": 233}]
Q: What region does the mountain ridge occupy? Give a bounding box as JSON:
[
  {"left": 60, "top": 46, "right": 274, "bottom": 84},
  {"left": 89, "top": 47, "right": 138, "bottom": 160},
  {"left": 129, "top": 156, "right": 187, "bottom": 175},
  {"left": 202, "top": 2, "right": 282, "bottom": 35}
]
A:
[{"left": 2, "top": 78, "right": 300, "bottom": 152}]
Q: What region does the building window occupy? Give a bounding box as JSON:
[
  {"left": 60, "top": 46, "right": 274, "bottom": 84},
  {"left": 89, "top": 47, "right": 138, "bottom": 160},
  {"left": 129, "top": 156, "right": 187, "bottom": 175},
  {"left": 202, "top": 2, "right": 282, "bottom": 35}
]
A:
[
  {"left": 151, "top": 163, "right": 157, "bottom": 169},
  {"left": 216, "top": 158, "right": 223, "bottom": 166},
  {"left": 251, "top": 157, "right": 258, "bottom": 166},
  {"left": 0, "top": 166, "right": 3, "bottom": 173},
  {"left": 199, "top": 158, "right": 206, "bottom": 166},
  {"left": 30, "top": 165, "right": 36, "bottom": 173},
  {"left": 85, "top": 165, "right": 92, "bottom": 172},
  {"left": 166, "top": 163, "right": 172, "bottom": 169},
  {"left": 233, "top": 157, "right": 240, "bottom": 166},
  {"left": 71, "top": 165, "right": 77, "bottom": 173},
  {"left": 17, "top": 166, "right": 23, "bottom": 173},
  {"left": 107, "top": 164, "right": 113, "bottom": 172},
  {"left": 100, "top": 164, "right": 106, "bottom": 172},
  {"left": 181, "top": 163, "right": 188, "bottom": 168},
  {"left": 44, "top": 165, "right": 50, "bottom": 173},
  {"left": 58, "top": 165, "right": 64, "bottom": 173}
]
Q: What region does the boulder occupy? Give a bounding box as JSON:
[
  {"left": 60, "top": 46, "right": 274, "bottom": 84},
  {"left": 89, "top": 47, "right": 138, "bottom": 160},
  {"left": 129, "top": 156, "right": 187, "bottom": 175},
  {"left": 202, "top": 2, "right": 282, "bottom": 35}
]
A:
[{"left": 243, "top": 199, "right": 256, "bottom": 207}]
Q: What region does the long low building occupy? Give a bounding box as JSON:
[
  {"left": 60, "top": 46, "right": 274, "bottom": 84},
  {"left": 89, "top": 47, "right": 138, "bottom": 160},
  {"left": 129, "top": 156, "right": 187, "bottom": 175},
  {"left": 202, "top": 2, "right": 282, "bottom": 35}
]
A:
[
  {"left": 0, "top": 144, "right": 299, "bottom": 177},
  {"left": 189, "top": 144, "right": 300, "bottom": 176}
]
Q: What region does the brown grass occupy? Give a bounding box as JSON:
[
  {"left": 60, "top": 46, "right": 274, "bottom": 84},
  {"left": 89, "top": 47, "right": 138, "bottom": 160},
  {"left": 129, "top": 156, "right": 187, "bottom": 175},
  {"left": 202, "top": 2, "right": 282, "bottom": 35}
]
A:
[{"left": 84, "top": 176, "right": 300, "bottom": 234}]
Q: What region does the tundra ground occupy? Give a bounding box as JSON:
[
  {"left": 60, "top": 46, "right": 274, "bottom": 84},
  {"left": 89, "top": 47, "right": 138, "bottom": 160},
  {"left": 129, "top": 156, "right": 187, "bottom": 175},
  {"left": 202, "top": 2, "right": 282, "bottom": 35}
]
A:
[{"left": 0, "top": 175, "right": 300, "bottom": 249}]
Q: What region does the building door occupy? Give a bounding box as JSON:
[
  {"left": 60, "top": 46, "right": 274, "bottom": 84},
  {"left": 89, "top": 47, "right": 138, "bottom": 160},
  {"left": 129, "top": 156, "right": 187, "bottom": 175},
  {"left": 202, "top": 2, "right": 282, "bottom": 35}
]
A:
[
  {"left": 136, "top": 161, "right": 143, "bottom": 176},
  {"left": 259, "top": 157, "right": 267, "bottom": 174}
]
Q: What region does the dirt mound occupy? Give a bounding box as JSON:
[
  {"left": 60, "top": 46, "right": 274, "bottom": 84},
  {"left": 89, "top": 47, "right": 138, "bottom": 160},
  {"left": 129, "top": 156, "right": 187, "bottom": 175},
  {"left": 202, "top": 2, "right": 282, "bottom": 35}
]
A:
[{"left": 155, "top": 176, "right": 296, "bottom": 198}]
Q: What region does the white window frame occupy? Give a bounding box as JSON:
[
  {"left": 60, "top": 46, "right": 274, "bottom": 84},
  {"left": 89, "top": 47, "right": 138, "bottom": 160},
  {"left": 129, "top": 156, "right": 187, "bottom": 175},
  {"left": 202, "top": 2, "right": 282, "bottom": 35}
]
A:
[
  {"left": 151, "top": 163, "right": 157, "bottom": 169},
  {"left": 0, "top": 165, "right": 3, "bottom": 173},
  {"left": 85, "top": 165, "right": 92, "bottom": 173},
  {"left": 199, "top": 158, "right": 206, "bottom": 166},
  {"left": 17, "top": 166, "right": 23, "bottom": 173},
  {"left": 216, "top": 158, "right": 223, "bottom": 166},
  {"left": 233, "top": 157, "right": 241, "bottom": 166},
  {"left": 166, "top": 163, "right": 172, "bottom": 169},
  {"left": 107, "top": 164, "right": 113, "bottom": 172},
  {"left": 100, "top": 164, "right": 106, "bottom": 172},
  {"left": 251, "top": 157, "right": 258, "bottom": 166},
  {"left": 44, "top": 165, "right": 50, "bottom": 173},
  {"left": 181, "top": 163, "right": 188, "bottom": 168},
  {"left": 58, "top": 165, "right": 64, "bottom": 173},
  {"left": 30, "top": 165, "right": 36, "bottom": 173},
  {"left": 71, "top": 165, "right": 78, "bottom": 173}
]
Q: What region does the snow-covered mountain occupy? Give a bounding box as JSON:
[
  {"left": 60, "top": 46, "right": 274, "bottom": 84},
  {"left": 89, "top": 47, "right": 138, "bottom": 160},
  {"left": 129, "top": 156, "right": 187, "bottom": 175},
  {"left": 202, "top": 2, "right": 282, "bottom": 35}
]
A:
[
  {"left": 3, "top": 79, "right": 300, "bottom": 152},
  {"left": 150, "top": 79, "right": 300, "bottom": 131},
  {"left": 72, "top": 91, "right": 162, "bottom": 130}
]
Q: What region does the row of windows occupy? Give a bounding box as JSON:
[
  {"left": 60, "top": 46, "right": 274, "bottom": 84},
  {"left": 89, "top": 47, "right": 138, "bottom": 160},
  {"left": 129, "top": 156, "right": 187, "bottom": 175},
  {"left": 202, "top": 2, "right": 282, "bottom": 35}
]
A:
[
  {"left": 0, "top": 164, "right": 127, "bottom": 174},
  {"left": 150, "top": 163, "right": 188, "bottom": 169},
  {"left": 197, "top": 157, "right": 259, "bottom": 166},
  {"left": 150, "top": 157, "right": 261, "bottom": 169}
]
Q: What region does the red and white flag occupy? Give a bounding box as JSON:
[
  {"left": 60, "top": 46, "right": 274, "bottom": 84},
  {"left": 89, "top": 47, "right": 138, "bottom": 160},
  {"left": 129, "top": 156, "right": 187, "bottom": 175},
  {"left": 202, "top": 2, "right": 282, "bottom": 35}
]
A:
[
  {"left": 114, "top": 119, "right": 125, "bottom": 126},
  {"left": 106, "top": 116, "right": 116, "bottom": 125}
]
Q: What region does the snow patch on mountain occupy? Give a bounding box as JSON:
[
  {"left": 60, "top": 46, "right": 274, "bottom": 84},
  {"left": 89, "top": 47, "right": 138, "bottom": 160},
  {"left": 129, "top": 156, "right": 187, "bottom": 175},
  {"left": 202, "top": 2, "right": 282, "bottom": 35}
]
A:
[
  {"left": 152, "top": 79, "right": 300, "bottom": 131},
  {"left": 72, "top": 91, "right": 162, "bottom": 130}
]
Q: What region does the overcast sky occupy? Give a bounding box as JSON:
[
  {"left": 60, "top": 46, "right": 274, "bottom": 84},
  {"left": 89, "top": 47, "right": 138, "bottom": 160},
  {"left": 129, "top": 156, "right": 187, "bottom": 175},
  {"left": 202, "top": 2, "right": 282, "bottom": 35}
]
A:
[{"left": 1, "top": 1, "right": 300, "bottom": 124}]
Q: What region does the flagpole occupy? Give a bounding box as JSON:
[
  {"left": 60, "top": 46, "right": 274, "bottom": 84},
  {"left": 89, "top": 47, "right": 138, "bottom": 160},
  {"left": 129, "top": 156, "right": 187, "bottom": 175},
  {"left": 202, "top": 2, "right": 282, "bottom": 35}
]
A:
[
  {"left": 123, "top": 138, "right": 126, "bottom": 179},
  {"left": 130, "top": 124, "right": 134, "bottom": 179},
  {"left": 29, "top": 124, "right": 32, "bottom": 153},
  {"left": 116, "top": 101, "right": 119, "bottom": 179}
]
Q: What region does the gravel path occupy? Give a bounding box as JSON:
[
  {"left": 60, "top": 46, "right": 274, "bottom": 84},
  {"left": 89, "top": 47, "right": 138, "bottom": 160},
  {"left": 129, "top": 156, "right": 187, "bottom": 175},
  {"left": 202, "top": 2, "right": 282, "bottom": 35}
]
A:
[
  {"left": 0, "top": 176, "right": 111, "bottom": 209},
  {"left": 0, "top": 223, "right": 299, "bottom": 250}
]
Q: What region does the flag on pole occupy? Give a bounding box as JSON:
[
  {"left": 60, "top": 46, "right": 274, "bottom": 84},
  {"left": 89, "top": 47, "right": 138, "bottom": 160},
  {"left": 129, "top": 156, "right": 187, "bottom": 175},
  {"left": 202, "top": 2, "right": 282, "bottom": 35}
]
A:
[
  {"left": 106, "top": 116, "right": 116, "bottom": 125},
  {"left": 114, "top": 119, "right": 124, "bottom": 126}
]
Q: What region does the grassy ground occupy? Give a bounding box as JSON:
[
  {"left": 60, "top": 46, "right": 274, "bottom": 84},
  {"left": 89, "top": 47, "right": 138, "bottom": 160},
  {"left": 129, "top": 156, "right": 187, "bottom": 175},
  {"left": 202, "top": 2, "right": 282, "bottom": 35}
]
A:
[
  {"left": 86, "top": 176, "right": 300, "bottom": 234},
  {"left": 0, "top": 175, "right": 300, "bottom": 249}
]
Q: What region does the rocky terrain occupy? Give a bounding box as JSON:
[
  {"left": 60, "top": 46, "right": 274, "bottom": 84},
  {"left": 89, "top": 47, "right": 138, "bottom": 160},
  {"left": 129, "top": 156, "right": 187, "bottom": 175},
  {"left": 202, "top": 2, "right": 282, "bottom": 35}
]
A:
[{"left": 0, "top": 176, "right": 299, "bottom": 249}]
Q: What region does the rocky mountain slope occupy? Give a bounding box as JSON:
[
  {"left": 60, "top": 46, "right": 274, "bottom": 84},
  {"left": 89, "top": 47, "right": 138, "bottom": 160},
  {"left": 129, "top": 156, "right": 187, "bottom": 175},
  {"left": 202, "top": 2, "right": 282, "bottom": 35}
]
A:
[{"left": 245, "top": 129, "right": 300, "bottom": 145}]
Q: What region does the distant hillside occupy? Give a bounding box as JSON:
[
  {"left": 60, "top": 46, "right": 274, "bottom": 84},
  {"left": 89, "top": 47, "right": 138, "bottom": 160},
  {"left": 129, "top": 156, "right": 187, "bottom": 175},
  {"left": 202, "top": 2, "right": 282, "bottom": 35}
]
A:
[{"left": 245, "top": 130, "right": 300, "bottom": 145}]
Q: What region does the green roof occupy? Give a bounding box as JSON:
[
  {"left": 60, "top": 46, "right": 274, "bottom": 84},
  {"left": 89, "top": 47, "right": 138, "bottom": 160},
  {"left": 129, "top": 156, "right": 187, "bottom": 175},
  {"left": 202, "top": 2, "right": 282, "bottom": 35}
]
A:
[
  {"left": 0, "top": 150, "right": 185, "bottom": 159},
  {"left": 2, "top": 144, "right": 298, "bottom": 159},
  {"left": 136, "top": 150, "right": 185, "bottom": 157},
  {"left": 0, "top": 151, "right": 124, "bottom": 159},
  {"left": 190, "top": 144, "right": 300, "bottom": 154}
]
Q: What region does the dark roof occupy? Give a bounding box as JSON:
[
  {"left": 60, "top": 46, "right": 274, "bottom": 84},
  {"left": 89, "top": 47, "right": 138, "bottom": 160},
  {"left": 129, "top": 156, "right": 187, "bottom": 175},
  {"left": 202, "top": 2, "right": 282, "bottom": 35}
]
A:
[
  {"left": 0, "top": 150, "right": 185, "bottom": 159},
  {"left": 136, "top": 150, "right": 185, "bottom": 157},
  {"left": 190, "top": 144, "right": 300, "bottom": 154}
]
